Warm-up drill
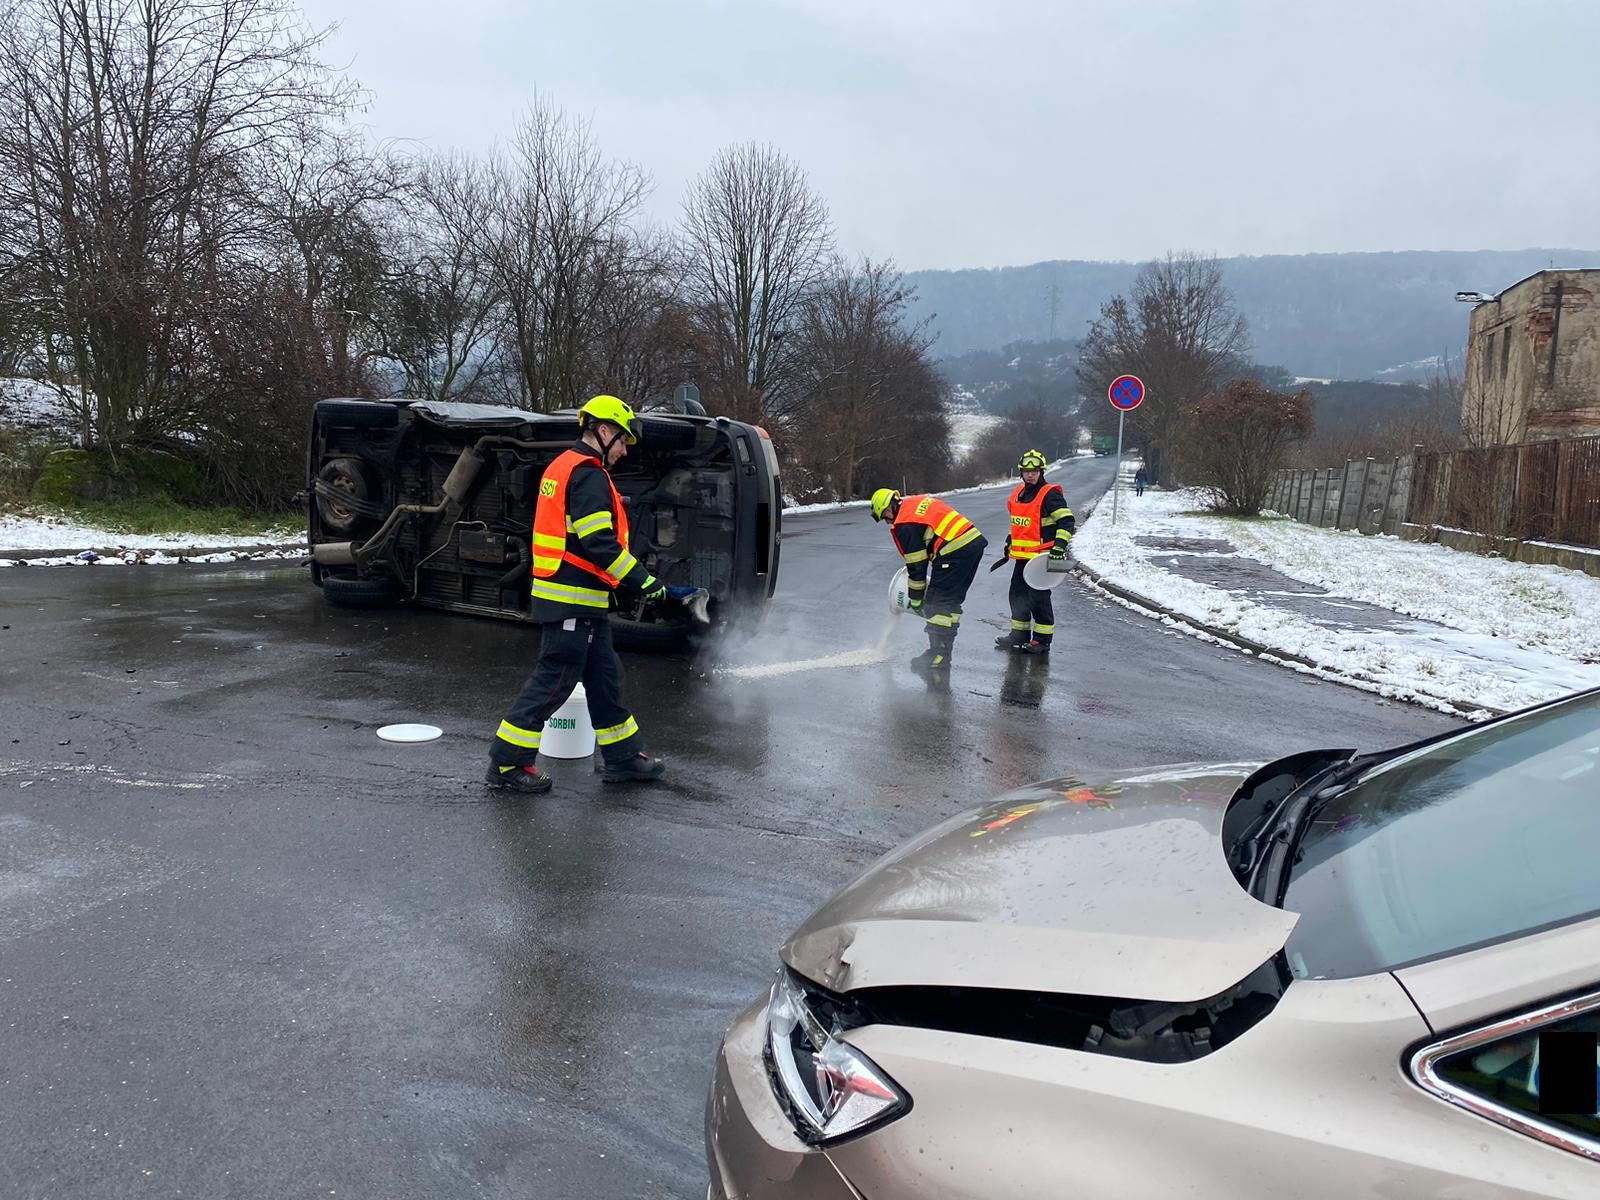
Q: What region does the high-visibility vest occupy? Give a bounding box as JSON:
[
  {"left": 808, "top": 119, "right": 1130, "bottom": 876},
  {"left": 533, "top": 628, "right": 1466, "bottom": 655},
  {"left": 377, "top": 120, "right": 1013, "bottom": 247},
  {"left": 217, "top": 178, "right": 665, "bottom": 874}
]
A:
[
  {"left": 531, "top": 449, "right": 631, "bottom": 588},
  {"left": 1007, "top": 484, "right": 1055, "bottom": 560},
  {"left": 892, "top": 494, "right": 976, "bottom": 558}
]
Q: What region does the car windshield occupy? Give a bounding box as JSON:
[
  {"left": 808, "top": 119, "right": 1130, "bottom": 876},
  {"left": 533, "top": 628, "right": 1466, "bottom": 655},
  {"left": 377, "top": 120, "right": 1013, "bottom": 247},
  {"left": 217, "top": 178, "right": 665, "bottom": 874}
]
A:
[{"left": 1281, "top": 690, "right": 1600, "bottom": 980}]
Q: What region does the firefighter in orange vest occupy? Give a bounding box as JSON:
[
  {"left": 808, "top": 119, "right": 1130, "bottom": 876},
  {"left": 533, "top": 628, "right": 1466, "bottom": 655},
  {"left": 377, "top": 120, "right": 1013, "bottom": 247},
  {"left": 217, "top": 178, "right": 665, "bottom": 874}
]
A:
[
  {"left": 487, "top": 395, "right": 668, "bottom": 793},
  {"left": 992, "top": 448, "right": 1074, "bottom": 655},
  {"left": 871, "top": 488, "right": 987, "bottom": 676}
]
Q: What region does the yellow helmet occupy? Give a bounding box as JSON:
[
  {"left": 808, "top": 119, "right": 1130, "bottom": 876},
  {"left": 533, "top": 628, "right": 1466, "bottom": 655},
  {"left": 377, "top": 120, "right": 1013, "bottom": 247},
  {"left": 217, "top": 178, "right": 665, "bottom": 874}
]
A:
[
  {"left": 1018, "top": 448, "right": 1048, "bottom": 472},
  {"left": 870, "top": 487, "right": 901, "bottom": 522},
  {"left": 579, "top": 394, "right": 638, "bottom": 444}
]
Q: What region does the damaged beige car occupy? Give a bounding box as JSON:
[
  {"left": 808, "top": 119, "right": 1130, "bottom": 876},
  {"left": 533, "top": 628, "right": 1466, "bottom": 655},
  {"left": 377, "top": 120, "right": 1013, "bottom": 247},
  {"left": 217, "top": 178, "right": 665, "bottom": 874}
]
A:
[{"left": 706, "top": 688, "right": 1600, "bottom": 1198}]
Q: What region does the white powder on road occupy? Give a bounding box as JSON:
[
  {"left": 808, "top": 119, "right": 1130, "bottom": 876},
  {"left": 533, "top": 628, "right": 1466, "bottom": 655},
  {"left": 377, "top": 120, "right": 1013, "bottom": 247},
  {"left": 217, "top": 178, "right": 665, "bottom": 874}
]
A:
[{"left": 715, "top": 616, "right": 903, "bottom": 680}]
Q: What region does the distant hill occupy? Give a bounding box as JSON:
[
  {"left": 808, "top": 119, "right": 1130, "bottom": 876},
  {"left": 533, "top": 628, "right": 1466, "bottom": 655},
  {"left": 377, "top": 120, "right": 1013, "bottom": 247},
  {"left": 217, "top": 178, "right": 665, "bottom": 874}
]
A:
[{"left": 906, "top": 249, "right": 1600, "bottom": 380}]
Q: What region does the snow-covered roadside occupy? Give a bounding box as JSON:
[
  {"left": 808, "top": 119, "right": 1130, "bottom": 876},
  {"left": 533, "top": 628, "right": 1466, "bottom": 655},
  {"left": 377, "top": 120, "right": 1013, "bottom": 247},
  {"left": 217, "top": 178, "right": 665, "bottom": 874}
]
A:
[
  {"left": 0, "top": 511, "right": 304, "bottom": 567},
  {"left": 2, "top": 546, "right": 307, "bottom": 568},
  {"left": 1071, "top": 487, "right": 1600, "bottom": 715}
]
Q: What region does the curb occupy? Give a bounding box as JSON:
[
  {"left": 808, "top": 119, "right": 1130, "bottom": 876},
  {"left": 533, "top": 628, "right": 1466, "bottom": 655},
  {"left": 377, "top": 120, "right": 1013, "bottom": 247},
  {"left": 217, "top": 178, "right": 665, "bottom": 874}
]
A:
[
  {"left": 1069, "top": 559, "right": 1507, "bottom": 720},
  {"left": 1, "top": 542, "right": 309, "bottom": 562}
]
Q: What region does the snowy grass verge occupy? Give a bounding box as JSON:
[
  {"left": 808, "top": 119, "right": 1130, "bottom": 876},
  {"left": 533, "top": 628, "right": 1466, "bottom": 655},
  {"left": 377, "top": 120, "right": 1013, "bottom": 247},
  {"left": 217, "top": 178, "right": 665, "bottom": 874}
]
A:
[
  {"left": 1072, "top": 486, "right": 1600, "bottom": 715},
  {"left": 2, "top": 546, "right": 307, "bottom": 568},
  {"left": 0, "top": 511, "right": 303, "bottom": 565}
]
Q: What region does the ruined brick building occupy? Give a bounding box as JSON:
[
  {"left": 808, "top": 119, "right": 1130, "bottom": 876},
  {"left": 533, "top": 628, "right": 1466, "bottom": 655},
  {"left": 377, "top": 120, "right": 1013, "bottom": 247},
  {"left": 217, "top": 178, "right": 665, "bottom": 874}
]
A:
[{"left": 1462, "top": 269, "right": 1600, "bottom": 444}]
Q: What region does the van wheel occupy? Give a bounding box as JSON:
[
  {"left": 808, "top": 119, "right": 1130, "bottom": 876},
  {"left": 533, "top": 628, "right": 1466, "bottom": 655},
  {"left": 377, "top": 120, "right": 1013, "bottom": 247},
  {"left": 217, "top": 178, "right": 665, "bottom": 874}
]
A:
[
  {"left": 321, "top": 576, "right": 401, "bottom": 608},
  {"left": 315, "top": 457, "right": 376, "bottom": 535},
  {"left": 315, "top": 399, "right": 400, "bottom": 429},
  {"left": 612, "top": 617, "right": 689, "bottom": 652}
]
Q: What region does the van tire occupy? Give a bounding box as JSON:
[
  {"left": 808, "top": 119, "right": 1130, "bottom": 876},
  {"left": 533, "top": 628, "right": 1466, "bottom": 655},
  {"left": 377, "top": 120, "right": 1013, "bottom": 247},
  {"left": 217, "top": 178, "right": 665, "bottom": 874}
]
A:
[
  {"left": 321, "top": 576, "right": 401, "bottom": 608},
  {"left": 612, "top": 616, "right": 689, "bottom": 652},
  {"left": 316, "top": 400, "right": 400, "bottom": 430}
]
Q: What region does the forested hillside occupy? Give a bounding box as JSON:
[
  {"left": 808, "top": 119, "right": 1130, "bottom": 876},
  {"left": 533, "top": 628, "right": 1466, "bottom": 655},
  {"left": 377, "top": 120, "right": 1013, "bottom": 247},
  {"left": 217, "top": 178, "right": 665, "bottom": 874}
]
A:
[{"left": 908, "top": 249, "right": 1600, "bottom": 379}]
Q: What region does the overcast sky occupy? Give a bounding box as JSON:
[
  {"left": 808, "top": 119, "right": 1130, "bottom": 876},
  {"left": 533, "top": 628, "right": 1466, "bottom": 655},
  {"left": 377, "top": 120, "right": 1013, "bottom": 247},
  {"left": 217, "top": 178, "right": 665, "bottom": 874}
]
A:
[{"left": 296, "top": 0, "right": 1600, "bottom": 272}]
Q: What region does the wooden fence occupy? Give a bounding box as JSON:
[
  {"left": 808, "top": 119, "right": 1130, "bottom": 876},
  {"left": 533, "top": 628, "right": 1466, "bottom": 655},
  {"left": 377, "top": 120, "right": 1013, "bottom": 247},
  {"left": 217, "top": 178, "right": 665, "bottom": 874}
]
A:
[
  {"left": 1266, "top": 454, "right": 1416, "bottom": 536},
  {"left": 1406, "top": 435, "right": 1600, "bottom": 551},
  {"left": 1269, "top": 434, "right": 1600, "bottom": 551}
]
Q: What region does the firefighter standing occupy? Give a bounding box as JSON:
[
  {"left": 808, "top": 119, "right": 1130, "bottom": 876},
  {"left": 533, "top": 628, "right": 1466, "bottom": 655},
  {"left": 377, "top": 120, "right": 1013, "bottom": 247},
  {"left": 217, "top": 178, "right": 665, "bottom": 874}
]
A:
[
  {"left": 486, "top": 395, "right": 667, "bottom": 793},
  {"left": 993, "top": 449, "right": 1074, "bottom": 655},
  {"left": 871, "top": 488, "right": 987, "bottom": 676}
]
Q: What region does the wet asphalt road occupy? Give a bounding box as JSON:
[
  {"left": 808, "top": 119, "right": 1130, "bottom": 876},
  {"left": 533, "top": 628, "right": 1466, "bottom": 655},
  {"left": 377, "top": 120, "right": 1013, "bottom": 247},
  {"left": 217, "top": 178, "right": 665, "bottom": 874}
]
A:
[{"left": 0, "top": 458, "right": 1459, "bottom": 1199}]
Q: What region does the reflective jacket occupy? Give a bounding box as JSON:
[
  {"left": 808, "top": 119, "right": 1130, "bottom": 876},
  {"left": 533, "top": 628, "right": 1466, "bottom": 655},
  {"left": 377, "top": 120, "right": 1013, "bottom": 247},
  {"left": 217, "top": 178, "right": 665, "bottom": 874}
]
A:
[
  {"left": 890, "top": 495, "right": 983, "bottom": 597},
  {"left": 1006, "top": 482, "right": 1074, "bottom": 560},
  {"left": 529, "top": 443, "right": 656, "bottom": 622}
]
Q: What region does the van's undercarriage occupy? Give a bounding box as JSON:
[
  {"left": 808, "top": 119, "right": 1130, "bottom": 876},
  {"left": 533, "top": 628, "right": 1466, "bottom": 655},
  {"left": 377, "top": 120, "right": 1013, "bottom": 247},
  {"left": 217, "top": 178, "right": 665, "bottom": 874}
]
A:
[{"left": 306, "top": 400, "right": 780, "bottom": 646}]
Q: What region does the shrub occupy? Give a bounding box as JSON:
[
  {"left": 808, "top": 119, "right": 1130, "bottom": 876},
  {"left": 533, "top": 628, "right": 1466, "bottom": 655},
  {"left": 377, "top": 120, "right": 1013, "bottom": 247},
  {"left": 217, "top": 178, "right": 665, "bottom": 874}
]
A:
[{"left": 1179, "top": 380, "right": 1313, "bottom": 515}]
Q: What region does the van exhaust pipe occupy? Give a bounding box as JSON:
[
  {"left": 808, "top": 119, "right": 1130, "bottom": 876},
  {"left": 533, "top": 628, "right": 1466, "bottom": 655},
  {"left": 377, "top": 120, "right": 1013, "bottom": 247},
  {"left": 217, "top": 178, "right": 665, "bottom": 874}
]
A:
[{"left": 312, "top": 541, "right": 356, "bottom": 566}]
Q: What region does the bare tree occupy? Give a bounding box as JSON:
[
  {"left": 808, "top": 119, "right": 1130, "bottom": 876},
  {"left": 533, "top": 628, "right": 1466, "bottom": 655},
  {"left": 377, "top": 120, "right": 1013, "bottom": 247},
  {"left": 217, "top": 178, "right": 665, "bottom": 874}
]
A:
[
  {"left": 584, "top": 228, "right": 704, "bottom": 408},
  {"left": 1078, "top": 252, "right": 1249, "bottom": 484},
  {"left": 481, "top": 101, "right": 650, "bottom": 411},
  {"left": 785, "top": 259, "right": 943, "bottom": 499},
  {"left": 0, "top": 0, "right": 357, "bottom": 449},
  {"left": 682, "top": 143, "right": 834, "bottom": 427},
  {"left": 258, "top": 132, "right": 408, "bottom": 397},
  {"left": 379, "top": 152, "right": 505, "bottom": 401}
]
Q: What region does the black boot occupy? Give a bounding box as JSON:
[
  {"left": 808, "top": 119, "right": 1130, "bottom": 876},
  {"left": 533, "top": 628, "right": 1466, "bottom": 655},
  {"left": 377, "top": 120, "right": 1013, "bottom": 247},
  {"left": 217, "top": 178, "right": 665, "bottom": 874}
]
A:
[
  {"left": 602, "top": 752, "right": 667, "bottom": 783},
  {"left": 995, "top": 632, "right": 1028, "bottom": 651},
  {"left": 485, "top": 761, "right": 553, "bottom": 794},
  {"left": 1017, "top": 639, "right": 1051, "bottom": 656}
]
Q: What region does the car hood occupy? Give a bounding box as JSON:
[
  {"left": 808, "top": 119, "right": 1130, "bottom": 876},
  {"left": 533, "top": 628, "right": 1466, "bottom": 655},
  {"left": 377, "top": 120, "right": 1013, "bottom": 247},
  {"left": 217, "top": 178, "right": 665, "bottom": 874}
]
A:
[{"left": 782, "top": 763, "right": 1301, "bottom": 1004}]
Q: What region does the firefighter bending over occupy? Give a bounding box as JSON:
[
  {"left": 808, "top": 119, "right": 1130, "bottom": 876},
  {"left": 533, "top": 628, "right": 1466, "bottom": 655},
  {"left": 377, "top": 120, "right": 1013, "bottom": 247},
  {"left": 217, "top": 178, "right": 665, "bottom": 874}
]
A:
[{"left": 871, "top": 488, "right": 988, "bottom": 677}]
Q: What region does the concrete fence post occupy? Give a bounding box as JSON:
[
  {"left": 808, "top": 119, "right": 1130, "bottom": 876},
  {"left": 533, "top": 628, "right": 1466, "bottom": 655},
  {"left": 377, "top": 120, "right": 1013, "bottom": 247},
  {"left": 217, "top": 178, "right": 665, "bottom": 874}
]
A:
[
  {"left": 1376, "top": 456, "right": 1401, "bottom": 535},
  {"left": 1356, "top": 457, "right": 1376, "bottom": 533}
]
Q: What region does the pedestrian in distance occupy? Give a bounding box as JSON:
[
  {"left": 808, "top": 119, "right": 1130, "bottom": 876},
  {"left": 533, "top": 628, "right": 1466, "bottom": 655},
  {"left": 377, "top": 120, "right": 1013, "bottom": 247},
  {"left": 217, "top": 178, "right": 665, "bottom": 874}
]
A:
[
  {"left": 871, "top": 488, "right": 988, "bottom": 678},
  {"left": 992, "top": 449, "right": 1074, "bottom": 655},
  {"left": 1134, "top": 464, "right": 1148, "bottom": 497},
  {"left": 486, "top": 395, "right": 669, "bottom": 794}
]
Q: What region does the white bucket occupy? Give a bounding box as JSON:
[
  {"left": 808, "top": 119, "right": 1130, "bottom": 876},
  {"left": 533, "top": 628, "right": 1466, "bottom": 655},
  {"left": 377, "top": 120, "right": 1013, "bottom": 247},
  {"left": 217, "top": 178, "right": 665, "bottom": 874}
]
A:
[
  {"left": 540, "top": 683, "right": 597, "bottom": 759},
  {"left": 1023, "top": 552, "right": 1074, "bottom": 590},
  {"left": 888, "top": 567, "right": 915, "bottom": 617}
]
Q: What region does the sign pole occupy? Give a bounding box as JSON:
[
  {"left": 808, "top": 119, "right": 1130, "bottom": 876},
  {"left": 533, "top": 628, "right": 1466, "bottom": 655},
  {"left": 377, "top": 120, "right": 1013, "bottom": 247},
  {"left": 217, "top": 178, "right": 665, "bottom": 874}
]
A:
[
  {"left": 1105, "top": 373, "right": 1145, "bottom": 528},
  {"left": 1111, "top": 409, "right": 1125, "bottom": 525}
]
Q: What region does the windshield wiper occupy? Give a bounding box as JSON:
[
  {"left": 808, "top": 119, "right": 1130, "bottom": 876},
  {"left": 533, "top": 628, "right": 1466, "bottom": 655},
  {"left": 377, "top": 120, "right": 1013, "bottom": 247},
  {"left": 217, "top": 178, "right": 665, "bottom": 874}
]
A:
[{"left": 1242, "top": 750, "right": 1391, "bottom": 904}]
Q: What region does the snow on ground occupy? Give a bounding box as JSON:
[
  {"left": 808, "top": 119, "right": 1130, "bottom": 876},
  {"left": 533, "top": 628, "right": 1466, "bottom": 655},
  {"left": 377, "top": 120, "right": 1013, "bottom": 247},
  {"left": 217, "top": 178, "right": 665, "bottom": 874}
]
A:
[
  {"left": 947, "top": 405, "right": 1001, "bottom": 459},
  {"left": 1072, "top": 482, "right": 1600, "bottom": 715},
  {"left": 1, "top": 546, "right": 307, "bottom": 568},
  {"left": 0, "top": 378, "right": 77, "bottom": 437},
  {"left": 0, "top": 511, "right": 303, "bottom": 566}
]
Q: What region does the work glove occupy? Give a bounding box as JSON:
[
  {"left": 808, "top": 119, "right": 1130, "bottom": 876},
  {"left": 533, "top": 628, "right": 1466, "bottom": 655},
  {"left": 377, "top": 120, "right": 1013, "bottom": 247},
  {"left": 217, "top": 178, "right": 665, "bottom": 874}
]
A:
[
  {"left": 908, "top": 596, "right": 923, "bottom": 612},
  {"left": 641, "top": 578, "right": 667, "bottom": 602},
  {"left": 1049, "top": 539, "right": 1070, "bottom": 562}
]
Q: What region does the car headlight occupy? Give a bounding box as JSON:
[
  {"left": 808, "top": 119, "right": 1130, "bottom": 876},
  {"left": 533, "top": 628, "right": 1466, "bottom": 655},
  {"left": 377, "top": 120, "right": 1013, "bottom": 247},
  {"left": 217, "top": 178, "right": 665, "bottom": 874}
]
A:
[{"left": 764, "top": 970, "right": 911, "bottom": 1145}]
